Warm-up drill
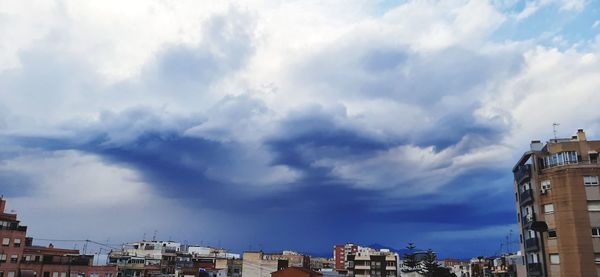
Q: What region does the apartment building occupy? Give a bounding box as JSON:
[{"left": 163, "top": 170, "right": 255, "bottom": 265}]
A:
[
  {"left": 108, "top": 241, "right": 181, "bottom": 277},
  {"left": 513, "top": 129, "right": 600, "bottom": 276},
  {"left": 333, "top": 244, "right": 357, "bottom": 272},
  {"left": 242, "top": 251, "right": 310, "bottom": 277},
  {"left": 345, "top": 249, "right": 397, "bottom": 277},
  {"left": 0, "top": 198, "right": 116, "bottom": 277},
  {"left": 174, "top": 246, "right": 241, "bottom": 277}
]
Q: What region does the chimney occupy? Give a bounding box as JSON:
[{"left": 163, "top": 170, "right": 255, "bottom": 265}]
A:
[
  {"left": 577, "top": 129, "right": 587, "bottom": 141},
  {"left": 530, "top": 140, "right": 543, "bottom": 151},
  {"left": 0, "top": 198, "right": 5, "bottom": 214}
]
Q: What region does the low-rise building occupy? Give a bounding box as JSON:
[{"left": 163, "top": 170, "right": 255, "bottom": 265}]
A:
[
  {"left": 174, "top": 248, "right": 241, "bottom": 277},
  {"left": 108, "top": 241, "right": 181, "bottom": 277},
  {"left": 271, "top": 267, "right": 322, "bottom": 277},
  {"left": 242, "top": 251, "right": 310, "bottom": 277},
  {"left": 442, "top": 259, "right": 470, "bottom": 277}
]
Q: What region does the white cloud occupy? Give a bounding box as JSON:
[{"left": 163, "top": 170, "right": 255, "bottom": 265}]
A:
[
  {"left": 2, "top": 150, "right": 207, "bottom": 241},
  {"left": 0, "top": 1, "right": 599, "bottom": 247}
]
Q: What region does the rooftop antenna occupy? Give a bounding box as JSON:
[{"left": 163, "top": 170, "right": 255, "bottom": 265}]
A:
[
  {"left": 553, "top": 123, "right": 560, "bottom": 141},
  {"left": 152, "top": 230, "right": 158, "bottom": 241}
]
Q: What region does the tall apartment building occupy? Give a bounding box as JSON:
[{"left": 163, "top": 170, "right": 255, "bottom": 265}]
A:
[
  {"left": 345, "top": 248, "right": 397, "bottom": 277},
  {"left": 333, "top": 244, "right": 357, "bottom": 272},
  {"left": 0, "top": 197, "right": 116, "bottom": 277},
  {"left": 513, "top": 129, "right": 600, "bottom": 276}
]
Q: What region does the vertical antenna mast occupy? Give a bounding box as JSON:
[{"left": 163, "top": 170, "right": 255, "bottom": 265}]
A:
[{"left": 553, "top": 123, "right": 560, "bottom": 141}]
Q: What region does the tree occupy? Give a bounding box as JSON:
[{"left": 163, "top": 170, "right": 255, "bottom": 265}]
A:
[
  {"left": 420, "top": 249, "right": 439, "bottom": 277},
  {"left": 401, "top": 243, "right": 419, "bottom": 272}
]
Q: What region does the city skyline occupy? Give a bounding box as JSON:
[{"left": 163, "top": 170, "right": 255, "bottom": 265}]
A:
[{"left": 1, "top": 0, "right": 600, "bottom": 259}]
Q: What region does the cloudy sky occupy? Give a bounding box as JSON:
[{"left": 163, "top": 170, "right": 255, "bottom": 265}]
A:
[{"left": 1, "top": 0, "right": 600, "bottom": 258}]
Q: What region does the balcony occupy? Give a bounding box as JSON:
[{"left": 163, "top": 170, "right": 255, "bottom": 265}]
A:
[
  {"left": 20, "top": 260, "right": 91, "bottom": 266},
  {"left": 520, "top": 189, "right": 534, "bottom": 205},
  {"left": 0, "top": 225, "right": 27, "bottom": 232},
  {"left": 522, "top": 214, "right": 535, "bottom": 227},
  {"left": 514, "top": 164, "right": 531, "bottom": 184},
  {"left": 525, "top": 238, "right": 539, "bottom": 252},
  {"left": 527, "top": 263, "right": 542, "bottom": 276}
]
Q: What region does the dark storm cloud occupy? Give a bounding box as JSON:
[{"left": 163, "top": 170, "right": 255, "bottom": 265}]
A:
[{"left": 0, "top": 1, "right": 537, "bottom": 259}]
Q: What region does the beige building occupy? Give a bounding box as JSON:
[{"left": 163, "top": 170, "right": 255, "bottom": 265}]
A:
[
  {"left": 513, "top": 129, "right": 600, "bottom": 276},
  {"left": 242, "top": 251, "right": 310, "bottom": 277}
]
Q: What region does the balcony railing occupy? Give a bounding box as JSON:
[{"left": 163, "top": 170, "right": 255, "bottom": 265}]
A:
[
  {"left": 520, "top": 189, "right": 534, "bottom": 205},
  {"left": 514, "top": 164, "right": 531, "bottom": 184},
  {"left": 525, "top": 238, "right": 539, "bottom": 252},
  {"left": 527, "top": 263, "right": 542, "bottom": 276},
  {"left": 0, "top": 225, "right": 27, "bottom": 232},
  {"left": 522, "top": 214, "right": 535, "bottom": 226},
  {"left": 20, "top": 260, "right": 91, "bottom": 266}
]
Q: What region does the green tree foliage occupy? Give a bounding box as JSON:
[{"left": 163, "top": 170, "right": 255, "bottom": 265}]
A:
[
  {"left": 401, "top": 243, "right": 419, "bottom": 272},
  {"left": 421, "top": 249, "right": 439, "bottom": 276}
]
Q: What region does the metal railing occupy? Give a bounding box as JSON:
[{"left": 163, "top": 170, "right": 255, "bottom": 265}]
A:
[
  {"left": 525, "top": 238, "right": 539, "bottom": 252},
  {"left": 522, "top": 214, "right": 535, "bottom": 225},
  {"left": 514, "top": 164, "right": 531, "bottom": 184},
  {"left": 520, "top": 189, "right": 533, "bottom": 205}
]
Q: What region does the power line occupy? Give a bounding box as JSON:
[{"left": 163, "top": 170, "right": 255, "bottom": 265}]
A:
[{"left": 30, "top": 238, "right": 122, "bottom": 250}]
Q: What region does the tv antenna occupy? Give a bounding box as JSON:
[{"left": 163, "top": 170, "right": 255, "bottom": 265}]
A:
[{"left": 553, "top": 123, "right": 560, "bottom": 140}]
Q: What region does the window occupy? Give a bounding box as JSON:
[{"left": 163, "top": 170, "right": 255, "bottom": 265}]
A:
[
  {"left": 1, "top": 271, "right": 4, "bottom": 277},
  {"left": 0, "top": 254, "right": 6, "bottom": 262},
  {"left": 548, "top": 229, "right": 557, "bottom": 238},
  {"left": 584, "top": 176, "right": 599, "bottom": 186},
  {"left": 13, "top": 238, "right": 21, "bottom": 248},
  {"left": 544, "top": 204, "right": 555, "bottom": 213},
  {"left": 589, "top": 201, "right": 600, "bottom": 211},
  {"left": 544, "top": 151, "right": 578, "bottom": 168},
  {"left": 549, "top": 254, "right": 560, "bottom": 264},
  {"left": 61, "top": 273, "right": 67, "bottom": 277},
  {"left": 541, "top": 180, "right": 551, "bottom": 192},
  {"left": 52, "top": 273, "right": 58, "bottom": 277},
  {"left": 1, "top": 238, "right": 9, "bottom": 246},
  {"left": 593, "top": 228, "right": 600, "bottom": 237},
  {"left": 7, "top": 272, "right": 14, "bottom": 277},
  {"left": 10, "top": 255, "right": 17, "bottom": 263},
  {"left": 595, "top": 254, "right": 600, "bottom": 264}
]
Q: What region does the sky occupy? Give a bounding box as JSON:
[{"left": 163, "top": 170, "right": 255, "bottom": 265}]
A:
[{"left": 1, "top": 0, "right": 600, "bottom": 259}]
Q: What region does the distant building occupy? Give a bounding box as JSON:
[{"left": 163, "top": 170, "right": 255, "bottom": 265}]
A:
[
  {"left": 242, "top": 251, "right": 310, "bottom": 277},
  {"left": 174, "top": 246, "right": 241, "bottom": 277},
  {"left": 346, "top": 248, "right": 397, "bottom": 277},
  {"left": 186, "top": 247, "right": 239, "bottom": 260},
  {"left": 513, "top": 129, "right": 600, "bottom": 276},
  {"left": 108, "top": 241, "right": 181, "bottom": 277},
  {"left": 442, "top": 259, "right": 470, "bottom": 277},
  {"left": 309, "top": 258, "right": 334, "bottom": 272},
  {"left": 333, "top": 244, "right": 357, "bottom": 272},
  {"left": 0, "top": 197, "right": 117, "bottom": 277},
  {"left": 271, "top": 267, "right": 322, "bottom": 277}
]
